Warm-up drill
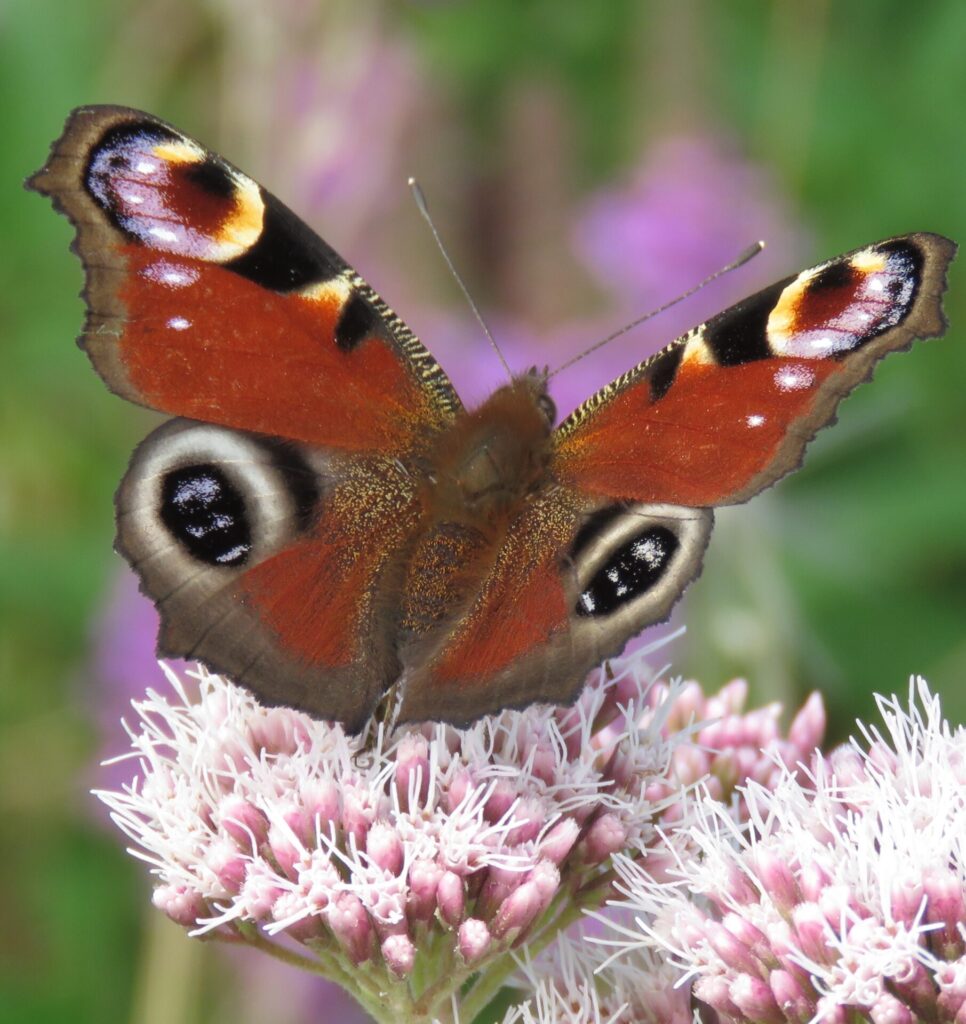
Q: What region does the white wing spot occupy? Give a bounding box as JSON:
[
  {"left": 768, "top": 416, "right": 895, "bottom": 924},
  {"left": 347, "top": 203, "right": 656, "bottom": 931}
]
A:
[
  {"left": 167, "top": 317, "right": 191, "bottom": 331},
  {"left": 774, "top": 364, "right": 815, "bottom": 392},
  {"left": 149, "top": 226, "right": 178, "bottom": 244}
]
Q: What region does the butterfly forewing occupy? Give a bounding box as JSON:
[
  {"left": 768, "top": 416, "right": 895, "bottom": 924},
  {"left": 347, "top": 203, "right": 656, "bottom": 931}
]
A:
[
  {"left": 27, "top": 106, "right": 461, "bottom": 455},
  {"left": 554, "top": 233, "right": 955, "bottom": 506}
]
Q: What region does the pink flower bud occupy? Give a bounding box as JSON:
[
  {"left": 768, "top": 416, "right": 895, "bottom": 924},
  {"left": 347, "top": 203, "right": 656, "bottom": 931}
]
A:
[
  {"left": 477, "top": 866, "right": 520, "bottom": 920},
  {"left": 505, "top": 797, "right": 546, "bottom": 845},
  {"left": 271, "top": 892, "right": 322, "bottom": 942},
  {"left": 705, "top": 921, "right": 759, "bottom": 976},
  {"left": 267, "top": 821, "right": 301, "bottom": 879},
  {"left": 444, "top": 768, "right": 472, "bottom": 813},
  {"left": 341, "top": 785, "right": 379, "bottom": 847},
  {"left": 769, "top": 968, "right": 814, "bottom": 1019},
  {"left": 868, "top": 992, "right": 915, "bottom": 1024},
  {"left": 923, "top": 865, "right": 966, "bottom": 958},
  {"left": 670, "top": 743, "right": 709, "bottom": 786},
  {"left": 208, "top": 839, "right": 247, "bottom": 892},
  {"left": 538, "top": 819, "right": 580, "bottom": 864},
  {"left": 483, "top": 780, "right": 517, "bottom": 822},
  {"left": 281, "top": 800, "right": 313, "bottom": 846},
  {"left": 528, "top": 741, "right": 557, "bottom": 785},
  {"left": 152, "top": 883, "right": 206, "bottom": 926},
  {"left": 393, "top": 734, "right": 429, "bottom": 810},
  {"left": 791, "top": 902, "right": 834, "bottom": 965},
  {"left": 666, "top": 681, "right": 705, "bottom": 731},
  {"left": 817, "top": 884, "right": 853, "bottom": 928},
  {"left": 381, "top": 933, "right": 415, "bottom": 978},
  {"left": 408, "top": 859, "right": 443, "bottom": 921},
  {"left": 721, "top": 912, "right": 769, "bottom": 960},
  {"left": 492, "top": 880, "right": 543, "bottom": 940},
  {"left": 458, "top": 919, "right": 491, "bottom": 964},
  {"left": 239, "top": 864, "right": 284, "bottom": 921},
  {"left": 436, "top": 871, "right": 464, "bottom": 928},
  {"left": 827, "top": 746, "right": 868, "bottom": 788},
  {"left": 717, "top": 679, "right": 750, "bottom": 715},
  {"left": 299, "top": 777, "right": 341, "bottom": 831},
  {"left": 579, "top": 812, "right": 628, "bottom": 863},
  {"left": 327, "top": 892, "right": 372, "bottom": 964},
  {"left": 366, "top": 821, "right": 403, "bottom": 875},
  {"left": 529, "top": 860, "right": 560, "bottom": 906},
  {"left": 723, "top": 864, "right": 759, "bottom": 906},
  {"left": 730, "top": 972, "right": 783, "bottom": 1023},
  {"left": 798, "top": 860, "right": 832, "bottom": 904},
  {"left": 248, "top": 706, "right": 309, "bottom": 754},
  {"left": 693, "top": 974, "right": 741, "bottom": 1018},
  {"left": 789, "top": 692, "right": 825, "bottom": 753},
  {"left": 218, "top": 797, "right": 269, "bottom": 849},
  {"left": 753, "top": 847, "right": 800, "bottom": 909}
]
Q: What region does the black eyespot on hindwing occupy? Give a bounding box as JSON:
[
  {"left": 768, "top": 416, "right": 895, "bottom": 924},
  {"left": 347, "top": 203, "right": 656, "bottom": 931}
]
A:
[
  {"left": 576, "top": 525, "right": 679, "bottom": 617},
  {"left": 160, "top": 465, "right": 252, "bottom": 567}
]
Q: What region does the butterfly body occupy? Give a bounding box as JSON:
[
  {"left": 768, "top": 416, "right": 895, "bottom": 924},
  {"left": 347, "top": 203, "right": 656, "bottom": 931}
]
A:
[{"left": 29, "top": 107, "right": 956, "bottom": 731}]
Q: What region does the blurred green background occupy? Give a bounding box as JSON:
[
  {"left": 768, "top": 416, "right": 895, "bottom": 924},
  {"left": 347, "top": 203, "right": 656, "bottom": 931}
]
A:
[{"left": 3, "top": 2, "right": 965, "bottom": 1022}]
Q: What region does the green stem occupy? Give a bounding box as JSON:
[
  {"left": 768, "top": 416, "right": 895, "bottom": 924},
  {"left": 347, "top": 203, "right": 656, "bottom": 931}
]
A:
[{"left": 215, "top": 929, "right": 391, "bottom": 1024}]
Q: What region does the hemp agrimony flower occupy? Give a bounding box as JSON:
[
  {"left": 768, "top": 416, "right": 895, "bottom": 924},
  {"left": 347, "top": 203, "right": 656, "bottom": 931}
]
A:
[
  {"left": 606, "top": 678, "right": 966, "bottom": 1024},
  {"left": 97, "top": 646, "right": 823, "bottom": 1023}
]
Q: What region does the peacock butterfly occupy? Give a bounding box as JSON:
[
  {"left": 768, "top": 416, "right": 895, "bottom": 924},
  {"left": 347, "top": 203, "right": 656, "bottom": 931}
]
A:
[{"left": 28, "top": 106, "right": 956, "bottom": 732}]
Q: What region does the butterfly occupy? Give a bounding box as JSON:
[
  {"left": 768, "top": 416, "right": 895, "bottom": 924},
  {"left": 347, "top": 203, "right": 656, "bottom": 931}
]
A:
[{"left": 29, "top": 106, "right": 955, "bottom": 732}]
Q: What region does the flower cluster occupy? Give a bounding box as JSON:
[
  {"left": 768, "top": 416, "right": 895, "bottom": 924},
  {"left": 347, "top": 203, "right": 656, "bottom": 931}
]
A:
[
  {"left": 608, "top": 678, "right": 966, "bottom": 1024},
  {"left": 98, "top": 646, "right": 671, "bottom": 1023},
  {"left": 97, "top": 644, "right": 827, "bottom": 1024}
]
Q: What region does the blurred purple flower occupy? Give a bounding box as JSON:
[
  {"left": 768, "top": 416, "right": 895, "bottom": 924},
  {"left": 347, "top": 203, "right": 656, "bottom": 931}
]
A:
[
  {"left": 575, "top": 134, "right": 804, "bottom": 309},
  {"left": 572, "top": 133, "right": 805, "bottom": 366}
]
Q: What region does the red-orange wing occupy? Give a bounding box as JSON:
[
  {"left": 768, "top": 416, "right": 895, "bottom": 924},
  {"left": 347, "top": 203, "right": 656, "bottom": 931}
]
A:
[
  {"left": 554, "top": 234, "right": 955, "bottom": 506},
  {"left": 28, "top": 106, "right": 460, "bottom": 454}
]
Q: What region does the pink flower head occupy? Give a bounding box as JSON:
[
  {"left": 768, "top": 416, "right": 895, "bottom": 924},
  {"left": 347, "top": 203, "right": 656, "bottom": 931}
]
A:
[
  {"left": 97, "top": 642, "right": 697, "bottom": 1023},
  {"left": 607, "top": 678, "right": 966, "bottom": 1024}
]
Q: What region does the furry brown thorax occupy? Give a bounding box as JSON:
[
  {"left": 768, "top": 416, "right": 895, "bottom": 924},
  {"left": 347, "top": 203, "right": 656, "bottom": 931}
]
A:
[{"left": 431, "top": 371, "right": 555, "bottom": 519}]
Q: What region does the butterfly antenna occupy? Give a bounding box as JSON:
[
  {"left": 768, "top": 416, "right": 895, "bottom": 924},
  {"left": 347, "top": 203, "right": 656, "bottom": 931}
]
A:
[
  {"left": 548, "top": 240, "right": 766, "bottom": 379},
  {"left": 409, "top": 177, "right": 513, "bottom": 382}
]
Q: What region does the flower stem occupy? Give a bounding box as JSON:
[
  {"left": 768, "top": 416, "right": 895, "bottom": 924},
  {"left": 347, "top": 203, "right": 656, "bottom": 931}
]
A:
[{"left": 218, "top": 929, "right": 391, "bottom": 1024}]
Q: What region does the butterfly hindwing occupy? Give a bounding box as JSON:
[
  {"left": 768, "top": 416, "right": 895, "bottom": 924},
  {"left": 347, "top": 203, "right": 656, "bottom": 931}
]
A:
[
  {"left": 397, "top": 489, "right": 713, "bottom": 725},
  {"left": 27, "top": 106, "right": 461, "bottom": 455},
  {"left": 117, "top": 419, "right": 424, "bottom": 732},
  {"left": 554, "top": 234, "right": 956, "bottom": 506}
]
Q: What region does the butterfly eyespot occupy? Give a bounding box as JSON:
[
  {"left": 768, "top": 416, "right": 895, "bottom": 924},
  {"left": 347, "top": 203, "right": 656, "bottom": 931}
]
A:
[
  {"left": 576, "top": 525, "right": 679, "bottom": 616},
  {"left": 160, "top": 464, "right": 252, "bottom": 567}
]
